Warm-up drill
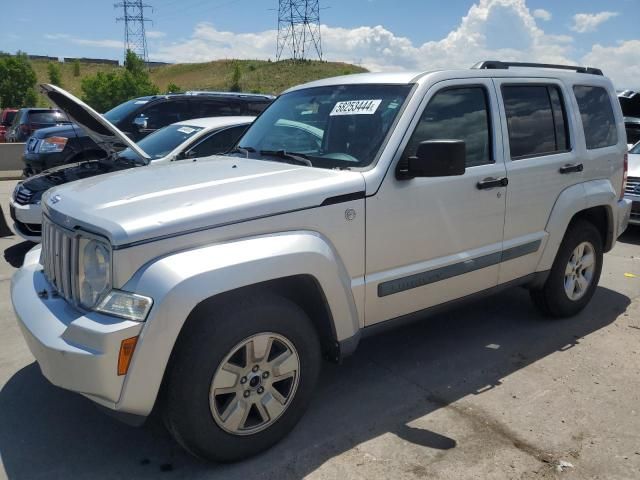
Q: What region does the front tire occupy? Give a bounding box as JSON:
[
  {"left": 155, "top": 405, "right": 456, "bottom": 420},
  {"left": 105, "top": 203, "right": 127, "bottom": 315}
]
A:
[
  {"left": 163, "top": 294, "right": 321, "bottom": 462},
  {"left": 530, "top": 219, "right": 603, "bottom": 318}
]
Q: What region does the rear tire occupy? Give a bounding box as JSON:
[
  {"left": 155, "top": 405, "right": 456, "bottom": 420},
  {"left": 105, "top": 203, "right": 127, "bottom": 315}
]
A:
[
  {"left": 530, "top": 219, "right": 603, "bottom": 318},
  {"left": 163, "top": 294, "right": 321, "bottom": 462}
]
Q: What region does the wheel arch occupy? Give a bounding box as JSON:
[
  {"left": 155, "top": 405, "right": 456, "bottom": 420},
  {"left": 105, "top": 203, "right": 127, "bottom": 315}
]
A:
[
  {"left": 537, "top": 180, "right": 616, "bottom": 272},
  {"left": 115, "top": 231, "right": 361, "bottom": 416}
]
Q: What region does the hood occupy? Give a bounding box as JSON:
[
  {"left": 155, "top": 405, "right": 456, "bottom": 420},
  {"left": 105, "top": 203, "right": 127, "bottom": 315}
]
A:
[
  {"left": 629, "top": 152, "right": 640, "bottom": 178},
  {"left": 40, "top": 84, "right": 149, "bottom": 163},
  {"left": 32, "top": 123, "right": 86, "bottom": 139},
  {"left": 43, "top": 157, "right": 366, "bottom": 246}
]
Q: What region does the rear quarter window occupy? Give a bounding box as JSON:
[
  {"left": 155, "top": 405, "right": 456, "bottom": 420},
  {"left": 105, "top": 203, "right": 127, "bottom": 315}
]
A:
[{"left": 573, "top": 86, "right": 618, "bottom": 149}]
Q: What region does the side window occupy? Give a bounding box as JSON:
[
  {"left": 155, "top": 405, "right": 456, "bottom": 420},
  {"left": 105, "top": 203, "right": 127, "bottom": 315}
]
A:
[
  {"left": 186, "top": 125, "right": 248, "bottom": 158},
  {"left": 141, "top": 101, "right": 190, "bottom": 129},
  {"left": 197, "top": 100, "right": 243, "bottom": 118},
  {"left": 502, "top": 85, "right": 570, "bottom": 159},
  {"left": 573, "top": 86, "right": 618, "bottom": 149},
  {"left": 403, "top": 87, "right": 492, "bottom": 168},
  {"left": 245, "top": 101, "right": 271, "bottom": 115}
]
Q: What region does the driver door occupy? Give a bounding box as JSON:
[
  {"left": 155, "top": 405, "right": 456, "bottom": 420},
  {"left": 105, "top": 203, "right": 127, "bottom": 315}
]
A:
[{"left": 365, "top": 79, "right": 507, "bottom": 325}]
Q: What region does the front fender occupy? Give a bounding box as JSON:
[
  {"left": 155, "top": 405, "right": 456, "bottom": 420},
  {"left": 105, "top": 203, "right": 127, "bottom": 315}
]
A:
[
  {"left": 536, "top": 179, "right": 615, "bottom": 272},
  {"left": 116, "top": 231, "right": 360, "bottom": 416}
]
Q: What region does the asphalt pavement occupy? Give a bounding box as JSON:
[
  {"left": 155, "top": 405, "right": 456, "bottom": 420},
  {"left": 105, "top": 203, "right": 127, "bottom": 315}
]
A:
[{"left": 0, "top": 179, "right": 638, "bottom": 480}]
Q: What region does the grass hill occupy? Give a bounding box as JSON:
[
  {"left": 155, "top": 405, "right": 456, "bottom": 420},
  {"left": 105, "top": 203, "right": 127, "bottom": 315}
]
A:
[{"left": 31, "top": 58, "right": 368, "bottom": 105}]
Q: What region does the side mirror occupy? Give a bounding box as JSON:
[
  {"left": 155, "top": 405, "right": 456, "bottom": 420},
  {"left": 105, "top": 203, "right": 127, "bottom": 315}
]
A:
[
  {"left": 177, "top": 149, "right": 197, "bottom": 160},
  {"left": 133, "top": 116, "right": 148, "bottom": 130},
  {"left": 396, "top": 140, "right": 466, "bottom": 180}
]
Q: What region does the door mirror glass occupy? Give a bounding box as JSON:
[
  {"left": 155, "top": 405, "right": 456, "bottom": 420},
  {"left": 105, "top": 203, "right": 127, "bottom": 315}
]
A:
[
  {"left": 133, "top": 116, "right": 148, "bottom": 130},
  {"left": 397, "top": 140, "right": 466, "bottom": 179}
]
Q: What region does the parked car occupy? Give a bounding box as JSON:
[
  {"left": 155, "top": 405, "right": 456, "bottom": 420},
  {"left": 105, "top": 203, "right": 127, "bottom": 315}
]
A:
[
  {"left": 0, "top": 108, "right": 18, "bottom": 142},
  {"left": 12, "top": 62, "right": 631, "bottom": 462},
  {"left": 5, "top": 108, "right": 71, "bottom": 142},
  {"left": 617, "top": 90, "right": 640, "bottom": 147},
  {"left": 625, "top": 140, "right": 640, "bottom": 225},
  {"left": 30, "top": 91, "right": 274, "bottom": 164},
  {"left": 10, "top": 88, "right": 254, "bottom": 241}
]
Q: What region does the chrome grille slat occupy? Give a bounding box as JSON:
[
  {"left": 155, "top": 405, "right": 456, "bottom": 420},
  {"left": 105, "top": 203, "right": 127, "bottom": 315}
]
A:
[
  {"left": 626, "top": 177, "right": 640, "bottom": 196},
  {"left": 41, "top": 216, "right": 77, "bottom": 304}
]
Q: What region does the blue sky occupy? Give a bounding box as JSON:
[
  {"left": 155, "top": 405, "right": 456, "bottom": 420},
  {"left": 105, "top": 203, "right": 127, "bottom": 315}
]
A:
[{"left": 2, "top": 0, "right": 639, "bottom": 86}]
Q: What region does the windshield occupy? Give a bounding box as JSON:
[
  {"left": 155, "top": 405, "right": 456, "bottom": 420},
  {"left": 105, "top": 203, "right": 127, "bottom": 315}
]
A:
[
  {"left": 235, "top": 84, "right": 413, "bottom": 169},
  {"left": 104, "top": 98, "right": 149, "bottom": 123},
  {"left": 119, "top": 123, "right": 205, "bottom": 161},
  {"left": 630, "top": 142, "right": 640, "bottom": 154},
  {"left": 29, "top": 110, "right": 70, "bottom": 124}
]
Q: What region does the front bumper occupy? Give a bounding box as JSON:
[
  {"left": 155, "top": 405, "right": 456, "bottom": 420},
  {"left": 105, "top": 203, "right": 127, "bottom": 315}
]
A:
[
  {"left": 617, "top": 198, "right": 632, "bottom": 233},
  {"left": 11, "top": 246, "right": 144, "bottom": 410},
  {"left": 9, "top": 197, "right": 43, "bottom": 242}
]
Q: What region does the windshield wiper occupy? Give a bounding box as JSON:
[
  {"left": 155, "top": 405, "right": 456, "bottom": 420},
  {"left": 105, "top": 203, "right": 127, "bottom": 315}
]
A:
[
  {"left": 259, "top": 150, "right": 313, "bottom": 167},
  {"left": 227, "top": 145, "right": 256, "bottom": 157}
]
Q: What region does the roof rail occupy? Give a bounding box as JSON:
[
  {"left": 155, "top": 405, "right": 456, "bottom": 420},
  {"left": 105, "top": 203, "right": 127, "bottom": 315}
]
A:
[{"left": 471, "top": 60, "right": 603, "bottom": 76}]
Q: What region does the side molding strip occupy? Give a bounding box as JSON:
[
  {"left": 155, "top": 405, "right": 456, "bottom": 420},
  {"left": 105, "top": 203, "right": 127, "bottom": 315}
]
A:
[{"left": 377, "top": 240, "right": 541, "bottom": 297}]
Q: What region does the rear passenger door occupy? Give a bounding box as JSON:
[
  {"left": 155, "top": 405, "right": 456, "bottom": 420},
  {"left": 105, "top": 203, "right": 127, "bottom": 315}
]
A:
[{"left": 494, "top": 79, "right": 580, "bottom": 284}]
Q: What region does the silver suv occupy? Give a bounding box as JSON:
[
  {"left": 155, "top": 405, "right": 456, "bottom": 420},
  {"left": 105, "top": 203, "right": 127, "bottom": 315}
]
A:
[{"left": 11, "top": 61, "right": 632, "bottom": 462}]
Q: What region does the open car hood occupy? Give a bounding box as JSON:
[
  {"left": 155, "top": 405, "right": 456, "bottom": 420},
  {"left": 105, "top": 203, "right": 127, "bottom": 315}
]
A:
[{"left": 40, "top": 84, "right": 150, "bottom": 163}]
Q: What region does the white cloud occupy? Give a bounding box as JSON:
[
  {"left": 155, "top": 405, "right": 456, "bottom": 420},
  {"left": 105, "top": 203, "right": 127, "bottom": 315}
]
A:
[
  {"left": 146, "top": 30, "right": 166, "bottom": 39},
  {"left": 532, "top": 8, "right": 551, "bottom": 21},
  {"left": 45, "top": 33, "right": 121, "bottom": 49},
  {"left": 148, "top": 0, "right": 637, "bottom": 88},
  {"left": 571, "top": 12, "right": 619, "bottom": 33}
]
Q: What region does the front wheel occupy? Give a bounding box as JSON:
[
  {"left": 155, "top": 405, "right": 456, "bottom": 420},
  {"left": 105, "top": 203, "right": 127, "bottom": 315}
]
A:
[
  {"left": 530, "top": 219, "right": 603, "bottom": 318},
  {"left": 163, "top": 294, "right": 321, "bottom": 462}
]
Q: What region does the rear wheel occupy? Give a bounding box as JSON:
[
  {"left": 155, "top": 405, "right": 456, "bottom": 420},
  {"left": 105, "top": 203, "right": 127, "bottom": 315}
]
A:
[
  {"left": 530, "top": 219, "right": 603, "bottom": 318},
  {"left": 163, "top": 294, "right": 321, "bottom": 462}
]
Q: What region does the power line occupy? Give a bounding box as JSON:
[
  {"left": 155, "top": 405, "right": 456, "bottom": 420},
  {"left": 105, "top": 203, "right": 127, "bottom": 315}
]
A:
[
  {"left": 277, "top": 0, "right": 323, "bottom": 61},
  {"left": 115, "top": 0, "right": 152, "bottom": 63}
]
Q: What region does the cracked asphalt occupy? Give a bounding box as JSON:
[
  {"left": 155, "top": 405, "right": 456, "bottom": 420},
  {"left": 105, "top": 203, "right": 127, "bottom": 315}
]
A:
[{"left": 0, "top": 178, "right": 638, "bottom": 479}]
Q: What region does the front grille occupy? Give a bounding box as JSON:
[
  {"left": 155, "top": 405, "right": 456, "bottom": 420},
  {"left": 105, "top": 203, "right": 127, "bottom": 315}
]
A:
[
  {"left": 626, "top": 177, "right": 640, "bottom": 197},
  {"left": 14, "top": 185, "right": 34, "bottom": 205},
  {"left": 41, "top": 216, "right": 77, "bottom": 302},
  {"left": 26, "top": 137, "right": 40, "bottom": 153}
]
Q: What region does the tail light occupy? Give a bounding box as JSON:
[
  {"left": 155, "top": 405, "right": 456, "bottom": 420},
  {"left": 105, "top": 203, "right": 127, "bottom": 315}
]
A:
[{"left": 621, "top": 153, "right": 628, "bottom": 200}]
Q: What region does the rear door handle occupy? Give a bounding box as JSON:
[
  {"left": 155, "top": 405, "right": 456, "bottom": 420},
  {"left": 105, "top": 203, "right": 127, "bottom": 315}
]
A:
[
  {"left": 559, "top": 163, "right": 584, "bottom": 174},
  {"left": 477, "top": 177, "right": 508, "bottom": 190}
]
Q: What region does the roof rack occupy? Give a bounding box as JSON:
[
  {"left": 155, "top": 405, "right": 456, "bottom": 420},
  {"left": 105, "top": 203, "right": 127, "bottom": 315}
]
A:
[{"left": 471, "top": 60, "right": 603, "bottom": 76}]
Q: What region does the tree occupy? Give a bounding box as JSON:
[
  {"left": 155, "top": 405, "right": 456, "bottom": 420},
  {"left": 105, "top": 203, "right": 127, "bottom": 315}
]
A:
[
  {"left": 166, "top": 83, "right": 181, "bottom": 93},
  {"left": 0, "top": 52, "right": 38, "bottom": 108},
  {"left": 73, "top": 59, "right": 81, "bottom": 77},
  {"left": 47, "top": 62, "right": 62, "bottom": 86},
  {"left": 80, "top": 50, "right": 159, "bottom": 112},
  {"left": 229, "top": 62, "right": 242, "bottom": 92}
]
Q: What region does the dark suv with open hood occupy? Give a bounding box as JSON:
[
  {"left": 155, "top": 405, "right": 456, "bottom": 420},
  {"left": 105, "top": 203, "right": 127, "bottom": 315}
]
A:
[
  {"left": 618, "top": 90, "right": 640, "bottom": 146},
  {"left": 22, "top": 91, "right": 274, "bottom": 175}
]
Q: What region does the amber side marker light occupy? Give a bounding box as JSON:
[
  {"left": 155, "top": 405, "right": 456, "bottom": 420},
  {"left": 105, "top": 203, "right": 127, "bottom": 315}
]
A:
[{"left": 118, "top": 336, "right": 139, "bottom": 376}]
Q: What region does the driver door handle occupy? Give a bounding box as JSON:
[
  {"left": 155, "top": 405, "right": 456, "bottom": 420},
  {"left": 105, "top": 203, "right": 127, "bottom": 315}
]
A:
[
  {"left": 477, "top": 177, "right": 508, "bottom": 190},
  {"left": 559, "top": 163, "right": 584, "bottom": 174}
]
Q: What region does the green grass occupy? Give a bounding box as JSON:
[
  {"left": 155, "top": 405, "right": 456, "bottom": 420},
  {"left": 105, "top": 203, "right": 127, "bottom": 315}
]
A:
[{"left": 31, "top": 58, "right": 368, "bottom": 106}]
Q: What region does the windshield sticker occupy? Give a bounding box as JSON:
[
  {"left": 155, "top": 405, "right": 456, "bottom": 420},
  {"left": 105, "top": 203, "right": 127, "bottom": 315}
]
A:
[
  {"left": 330, "top": 99, "right": 382, "bottom": 116},
  {"left": 134, "top": 100, "right": 149, "bottom": 105},
  {"left": 177, "top": 126, "right": 196, "bottom": 134}
]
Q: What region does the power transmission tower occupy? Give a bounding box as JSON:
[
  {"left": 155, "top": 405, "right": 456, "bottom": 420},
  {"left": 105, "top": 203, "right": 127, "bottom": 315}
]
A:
[
  {"left": 115, "top": 0, "right": 152, "bottom": 63},
  {"left": 276, "top": 0, "right": 323, "bottom": 61}
]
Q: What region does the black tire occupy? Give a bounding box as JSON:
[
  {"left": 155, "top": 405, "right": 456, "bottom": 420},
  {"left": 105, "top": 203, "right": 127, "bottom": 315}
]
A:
[
  {"left": 530, "top": 219, "right": 603, "bottom": 318},
  {"left": 163, "top": 293, "right": 321, "bottom": 462}
]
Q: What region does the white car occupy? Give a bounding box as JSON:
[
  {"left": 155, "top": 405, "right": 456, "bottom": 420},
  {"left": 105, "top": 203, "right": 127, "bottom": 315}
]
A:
[
  {"left": 625, "top": 141, "right": 640, "bottom": 225},
  {"left": 12, "top": 64, "right": 631, "bottom": 462},
  {"left": 10, "top": 112, "right": 254, "bottom": 241}
]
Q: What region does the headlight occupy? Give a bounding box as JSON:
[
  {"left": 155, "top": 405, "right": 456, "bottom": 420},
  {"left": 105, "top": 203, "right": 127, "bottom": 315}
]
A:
[
  {"left": 78, "top": 237, "right": 111, "bottom": 309},
  {"left": 96, "top": 290, "right": 153, "bottom": 321},
  {"left": 38, "top": 136, "right": 68, "bottom": 153}
]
